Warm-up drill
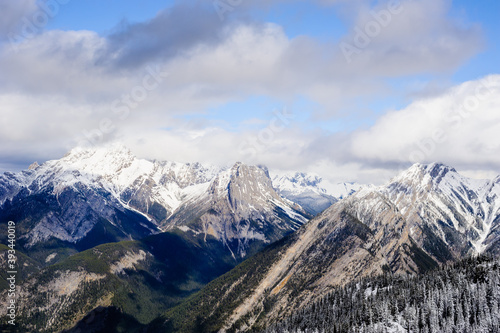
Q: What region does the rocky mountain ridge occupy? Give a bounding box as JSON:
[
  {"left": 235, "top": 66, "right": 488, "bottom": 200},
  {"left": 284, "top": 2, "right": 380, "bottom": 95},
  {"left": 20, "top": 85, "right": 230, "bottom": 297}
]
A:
[
  {"left": 166, "top": 162, "right": 308, "bottom": 257},
  {"left": 152, "top": 162, "right": 500, "bottom": 332},
  {"left": 0, "top": 145, "right": 324, "bottom": 259}
]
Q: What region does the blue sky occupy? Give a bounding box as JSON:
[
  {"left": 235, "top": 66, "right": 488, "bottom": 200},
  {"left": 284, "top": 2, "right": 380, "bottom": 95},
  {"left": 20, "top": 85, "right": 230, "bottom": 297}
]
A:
[
  {"left": 45, "top": 0, "right": 175, "bottom": 33},
  {"left": 0, "top": 0, "right": 499, "bottom": 183},
  {"left": 451, "top": 1, "right": 500, "bottom": 81}
]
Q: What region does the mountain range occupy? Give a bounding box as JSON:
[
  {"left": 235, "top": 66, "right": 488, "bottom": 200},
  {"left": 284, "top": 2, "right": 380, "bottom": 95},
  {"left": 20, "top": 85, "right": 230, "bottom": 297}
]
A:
[
  {"left": 0, "top": 145, "right": 337, "bottom": 260},
  {"left": 149, "top": 163, "right": 500, "bottom": 332},
  {"left": 1, "top": 146, "right": 499, "bottom": 332},
  {"left": 0, "top": 145, "right": 361, "bottom": 332}
]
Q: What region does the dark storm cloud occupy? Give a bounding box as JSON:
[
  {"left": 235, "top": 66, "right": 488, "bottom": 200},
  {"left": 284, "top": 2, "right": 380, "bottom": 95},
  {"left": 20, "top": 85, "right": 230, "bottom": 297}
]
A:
[{"left": 96, "top": 2, "right": 229, "bottom": 69}]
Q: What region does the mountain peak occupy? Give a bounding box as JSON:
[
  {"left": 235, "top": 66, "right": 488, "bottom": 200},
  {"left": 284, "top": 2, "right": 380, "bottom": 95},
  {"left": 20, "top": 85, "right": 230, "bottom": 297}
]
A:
[
  {"left": 65, "top": 143, "right": 134, "bottom": 160},
  {"left": 406, "top": 162, "right": 455, "bottom": 174},
  {"left": 232, "top": 161, "right": 244, "bottom": 168},
  {"left": 290, "top": 172, "right": 322, "bottom": 187},
  {"left": 394, "top": 162, "right": 458, "bottom": 186},
  {"left": 424, "top": 162, "right": 457, "bottom": 178},
  {"left": 228, "top": 162, "right": 270, "bottom": 179},
  {"left": 59, "top": 143, "right": 138, "bottom": 174},
  {"left": 28, "top": 161, "right": 40, "bottom": 170}
]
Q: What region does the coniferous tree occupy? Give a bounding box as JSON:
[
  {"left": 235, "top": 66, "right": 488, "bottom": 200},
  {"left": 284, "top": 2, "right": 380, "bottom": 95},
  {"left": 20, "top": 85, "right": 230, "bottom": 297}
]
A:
[{"left": 264, "top": 256, "right": 500, "bottom": 333}]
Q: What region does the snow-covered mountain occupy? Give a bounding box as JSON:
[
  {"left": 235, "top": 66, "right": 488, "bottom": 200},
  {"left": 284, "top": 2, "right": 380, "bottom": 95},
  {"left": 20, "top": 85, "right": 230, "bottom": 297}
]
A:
[
  {"left": 271, "top": 171, "right": 367, "bottom": 215},
  {"left": 0, "top": 145, "right": 308, "bottom": 257},
  {"left": 0, "top": 146, "right": 311, "bottom": 331},
  {"left": 0, "top": 145, "right": 220, "bottom": 248},
  {"left": 168, "top": 163, "right": 309, "bottom": 257},
  {"left": 0, "top": 144, "right": 222, "bottom": 213},
  {"left": 378, "top": 163, "right": 500, "bottom": 254},
  {"left": 5, "top": 158, "right": 500, "bottom": 332},
  {"left": 164, "top": 163, "right": 500, "bottom": 331},
  {"left": 338, "top": 162, "right": 500, "bottom": 270}
]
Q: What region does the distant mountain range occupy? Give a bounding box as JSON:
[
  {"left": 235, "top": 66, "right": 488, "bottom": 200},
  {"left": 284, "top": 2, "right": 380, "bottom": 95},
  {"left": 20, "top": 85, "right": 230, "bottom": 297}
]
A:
[{"left": 271, "top": 171, "right": 367, "bottom": 215}]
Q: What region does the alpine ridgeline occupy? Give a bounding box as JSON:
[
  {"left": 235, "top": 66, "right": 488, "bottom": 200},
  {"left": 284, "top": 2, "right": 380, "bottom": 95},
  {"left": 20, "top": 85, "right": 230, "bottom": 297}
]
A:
[
  {"left": 0, "top": 144, "right": 310, "bottom": 261},
  {"left": 152, "top": 162, "right": 500, "bottom": 332}
]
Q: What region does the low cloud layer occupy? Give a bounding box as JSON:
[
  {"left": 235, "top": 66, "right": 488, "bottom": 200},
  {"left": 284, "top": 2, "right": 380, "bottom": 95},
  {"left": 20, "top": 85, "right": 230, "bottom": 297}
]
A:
[{"left": 0, "top": 0, "right": 494, "bottom": 184}]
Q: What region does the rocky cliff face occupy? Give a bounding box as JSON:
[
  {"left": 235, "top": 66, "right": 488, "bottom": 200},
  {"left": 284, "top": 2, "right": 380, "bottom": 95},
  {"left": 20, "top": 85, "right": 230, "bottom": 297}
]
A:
[
  {"left": 167, "top": 163, "right": 309, "bottom": 258},
  {"left": 154, "top": 163, "right": 500, "bottom": 332}
]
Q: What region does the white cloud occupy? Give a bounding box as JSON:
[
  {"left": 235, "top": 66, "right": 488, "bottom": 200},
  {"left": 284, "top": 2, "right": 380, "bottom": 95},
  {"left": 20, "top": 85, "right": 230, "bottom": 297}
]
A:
[
  {"left": 337, "top": 0, "right": 483, "bottom": 74},
  {"left": 0, "top": 0, "right": 491, "bottom": 183},
  {"left": 0, "top": 1, "right": 483, "bottom": 102},
  {"left": 0, "top": 0, "right": 38, "bottom": 40},
  {"left": 350, "top": 75, "right": 500, "bottom": 170}
]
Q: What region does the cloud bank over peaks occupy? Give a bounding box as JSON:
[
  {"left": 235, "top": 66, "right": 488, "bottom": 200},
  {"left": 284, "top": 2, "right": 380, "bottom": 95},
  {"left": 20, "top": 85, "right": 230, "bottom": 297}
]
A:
[
  {"left": 0, "top": 0, "right": 493, "bottom": 185},
  {"left": 350, "top": 75, "right": 500, "bottom": 172}
]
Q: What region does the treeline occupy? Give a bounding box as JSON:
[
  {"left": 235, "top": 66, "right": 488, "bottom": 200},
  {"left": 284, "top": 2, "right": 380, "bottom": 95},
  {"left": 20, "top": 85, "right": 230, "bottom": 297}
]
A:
[{"left": 264, "top": 255, "right": 500, "bottom": 333}]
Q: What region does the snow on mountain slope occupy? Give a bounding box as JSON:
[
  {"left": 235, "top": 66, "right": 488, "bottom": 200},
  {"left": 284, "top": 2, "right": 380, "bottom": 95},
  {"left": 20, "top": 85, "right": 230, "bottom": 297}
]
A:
[
  {"left": 35, "top": 144, "right": 222, "bottom": 216},
  {"left": 349, "top": 163, "right": 500, "bottom": 256},
  {"left": 167, "top": 163, "right": 309, "bottom": 258},
  {"left": 171, "top": 163, "right": 500, "bottom": 331},
  {"left": 271, "top": 171, "right": 368, "bottom": 215},
  {"left": 0, "top": 145, "right": 310, "bottom": 254},
  {"left": 0, "top": 145, "right": 226, "bottom": 247},
  {"left": 9, "top": 145, "right": 222, "bottom": 213},
  {"left": 0, "top": 170, "right": 31, "bottom": 205}
]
